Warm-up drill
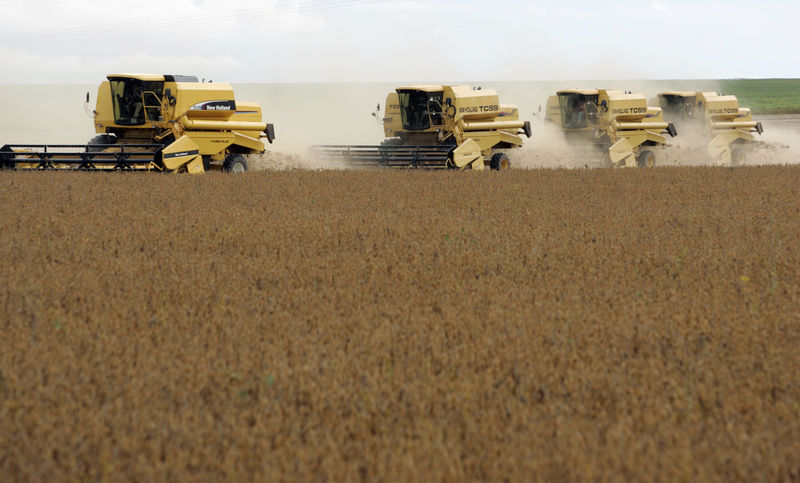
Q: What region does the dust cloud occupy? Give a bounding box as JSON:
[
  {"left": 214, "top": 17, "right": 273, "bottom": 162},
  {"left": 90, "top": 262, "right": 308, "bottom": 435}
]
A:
[
  {"left": 657, "top": 116, "right": 800, "bottom": 167},
  {"left": 248, "top": 150, "right": 348, "bottom": 171},
  {"left": 0, "top": 82, "right": 798, "bottom": 170},
  {"left": 512, "top": 119, "right": 593, "bottom": 169},
  {"left": 753, "top": 119, "right": 800, "bottom": 165}
]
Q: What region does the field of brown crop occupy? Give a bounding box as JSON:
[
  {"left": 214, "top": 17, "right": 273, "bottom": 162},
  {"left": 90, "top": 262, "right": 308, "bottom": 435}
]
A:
[{"left": 1, "top": 167, "right": 799, "bottom": 481}]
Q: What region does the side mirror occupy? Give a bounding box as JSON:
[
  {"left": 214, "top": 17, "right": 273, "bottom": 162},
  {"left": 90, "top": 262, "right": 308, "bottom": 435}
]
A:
[
  {"left": 85, "top": 92, "right": 90, "bottom": 103},
  {"left": 445, "top": 98, "right": 452, "bottom": 106}
]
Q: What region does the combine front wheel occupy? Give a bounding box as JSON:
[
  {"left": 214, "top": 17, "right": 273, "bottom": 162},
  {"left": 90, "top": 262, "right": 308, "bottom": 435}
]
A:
[
  {"left": 490, "top": 153, "right": 511, "bottom": 171},
  {"left": 0, "top": 145, "right": 15, "bottom": 170},
  {"left": 223, "top": 153, "right": 248, "bottom": 173},
  {"left": 731, "top": 148, "right": 745, "bottom": 166},
  {"left": 636, "top": 150, "right": 656, "bottom": 168}
]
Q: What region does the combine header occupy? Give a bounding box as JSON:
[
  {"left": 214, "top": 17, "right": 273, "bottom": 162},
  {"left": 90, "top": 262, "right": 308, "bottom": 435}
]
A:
[
  {"left": 1, "top": 74, "right": 275, "bottom": 173},
  {"left": 549, "top": 89, "right": 677, "bottom": 167},
  {"left": 314, "top": 85, "right": 532, "bottom": 170},
  {"left": 657, "top": 91, "right": 764, "bottom": 165}
]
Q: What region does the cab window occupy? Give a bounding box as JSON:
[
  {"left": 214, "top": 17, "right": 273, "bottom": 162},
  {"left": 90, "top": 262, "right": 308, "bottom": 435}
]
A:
[
  {"left": 558, "top": 93, "right": 598, "bottom": 129},
  {"left": 398, "top": 90, "right": 444, "bottom": 130},
  {"left": 109, "top": 78, "right": 164, "bottom": 125}
]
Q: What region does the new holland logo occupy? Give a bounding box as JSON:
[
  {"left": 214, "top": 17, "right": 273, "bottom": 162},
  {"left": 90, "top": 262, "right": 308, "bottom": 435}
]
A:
[
  {"left": 459, "top": 105, "right": 499, "bottom": 113},
  {"left": 189, "top": 100, "right": 237, "bottom": 111},
  {"left": 709, "top": 108, "right": 739, "bottom": 114},
  {"left": 164, "top": 149, "right": 199, "bottom": 159},
  {"left": 613, "top": 107, "right": 648, "bottom": 114}
]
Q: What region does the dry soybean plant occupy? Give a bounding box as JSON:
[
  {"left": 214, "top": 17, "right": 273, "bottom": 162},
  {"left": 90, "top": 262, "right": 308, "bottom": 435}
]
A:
[{"left": 0, "top": 167, "right": 798, "bottom": 481}]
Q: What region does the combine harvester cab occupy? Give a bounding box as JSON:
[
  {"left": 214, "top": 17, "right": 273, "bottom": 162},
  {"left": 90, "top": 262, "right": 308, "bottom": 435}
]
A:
[
  {"left": 1, "top": 74, "right": 276, "bottom": 173},
  {"left": 553, "top": 88, "right": 677, "bottom": 168},
  {"left": 657, "top": 91, "right": 764, "bottom": 165},
  {"left": 314, "top": 85, "right": 532, "bottom": 170}
]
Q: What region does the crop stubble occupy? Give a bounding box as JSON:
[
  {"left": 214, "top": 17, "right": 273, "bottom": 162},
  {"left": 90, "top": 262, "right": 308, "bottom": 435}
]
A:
[{"left": 0, "top": 168, "right": 798, "bottom": 481}]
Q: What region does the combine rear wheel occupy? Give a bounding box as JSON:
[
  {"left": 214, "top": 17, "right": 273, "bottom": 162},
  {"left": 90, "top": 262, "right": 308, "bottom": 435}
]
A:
[
  {"left": 223, "top": 153, "right": 248, "bottom": 173},
  {"left": 636, "top": 150, "right": 656, "bottom": 168},
  {"left": 490, "top": 153, "right": 511, "bottom": 171},
  {"left": 380, "top": 138, "right": 404, "bottom": 147},
  {"left": 731, "top": 148, "right": 745, "bottom": 166},
  {"left": 87, "top": 134, "right": 117, "bottom": 152}
]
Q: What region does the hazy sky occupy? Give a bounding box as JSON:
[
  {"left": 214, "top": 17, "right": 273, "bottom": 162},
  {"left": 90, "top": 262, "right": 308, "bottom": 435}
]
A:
[{"left": 0, "top": 0, "right": 797, "bottom": 84}]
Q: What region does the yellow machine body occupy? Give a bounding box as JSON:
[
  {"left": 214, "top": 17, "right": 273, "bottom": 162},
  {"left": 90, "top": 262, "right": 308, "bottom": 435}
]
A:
[
  {"left": 544, "top": 95, "right": 561, "bottom": 124},
  {"left": 382, "top": 92, "right": 404, "bottom": 139},
  {"left": 6, "top": 74, "right": 275, "bottom": 173},
  {"left": 657, "top": 91, "right": 763, "bottom": 165},
  {"left": 552, "top": 88, "right": 676, "bottom": 167},
  {"left": 380, "top": 85, "right": 532, "bottom": 170}
]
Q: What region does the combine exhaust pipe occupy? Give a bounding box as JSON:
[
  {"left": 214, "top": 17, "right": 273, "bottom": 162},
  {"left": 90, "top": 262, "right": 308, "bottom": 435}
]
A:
[
  {"left": 611, "top": 120, "right": 671, "bottom": 131},
  {"left": 710, "top": 121, "right": 759, "bottom": 130},
  {"left": 458, "top": 120, "right": 527, "bottom": 131},
  {"left": 179, "top": 117, "right": 268, "bottom": 133}
]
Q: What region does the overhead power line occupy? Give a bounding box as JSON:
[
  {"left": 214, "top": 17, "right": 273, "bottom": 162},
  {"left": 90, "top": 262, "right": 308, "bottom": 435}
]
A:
[{"left": 2, "top": 0, "right": 387, "bottom": 38}]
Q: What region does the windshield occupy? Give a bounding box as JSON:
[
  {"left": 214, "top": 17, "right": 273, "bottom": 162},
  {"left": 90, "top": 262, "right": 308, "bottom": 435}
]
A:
[
  {"left": 660, "top": 95, "right": 696, "bottom": 120},
  {"left": 558, "top": 93, "right": 599, "bottom": 129},
  {"left": 109, "top": 78, "right": 164, "bottom": 125},
  {"left": 398, "top": 90, "right": 443, "bottom": 131}
]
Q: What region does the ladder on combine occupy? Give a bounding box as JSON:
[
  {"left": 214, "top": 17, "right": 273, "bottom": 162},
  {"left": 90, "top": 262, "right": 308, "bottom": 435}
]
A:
[{"left": 312, "top": 144, "right": 454, "bottom": 169}]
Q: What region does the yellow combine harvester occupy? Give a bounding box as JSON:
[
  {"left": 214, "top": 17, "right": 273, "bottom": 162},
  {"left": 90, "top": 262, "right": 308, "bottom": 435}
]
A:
[
  {"left": 314, "top": 85, "right": 532, "bottom": 170},
  {"left": 1, "top": 74, "right": 275, "bottom": 173},
  {"left": 547, "top": 89, "right": 677, "bottom": 167},
  {"left": 656, "top": 91, "right": 764, "bottom": 165}
]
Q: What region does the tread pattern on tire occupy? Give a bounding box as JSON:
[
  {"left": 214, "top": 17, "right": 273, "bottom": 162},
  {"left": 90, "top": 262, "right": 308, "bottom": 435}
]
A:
[
  {"left": 223, "top": 153, "right": 248, "bottom": 173},
  {"left": 490, "top": 153, "right": 510, "bottom": 171}
]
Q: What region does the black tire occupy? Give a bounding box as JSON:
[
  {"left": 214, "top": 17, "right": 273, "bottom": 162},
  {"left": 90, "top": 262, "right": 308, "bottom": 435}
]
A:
[
  {"left": 87, "top": 134, "right": 117, "bottom": 152},
  {"left": 223, "top": 153, "right": 248, "bottom": 173},
  {"left": 1, "top": 145, "right": 15, "bottom": 170},
  {"left": 490, "top": 152, "right": 510, "bottom": 171},
  {"left": 636, "top": 150, "right": 656, "bottom": 168},
  {"left": 380, "top": 137, "right": 404, "bottom": 147}
]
